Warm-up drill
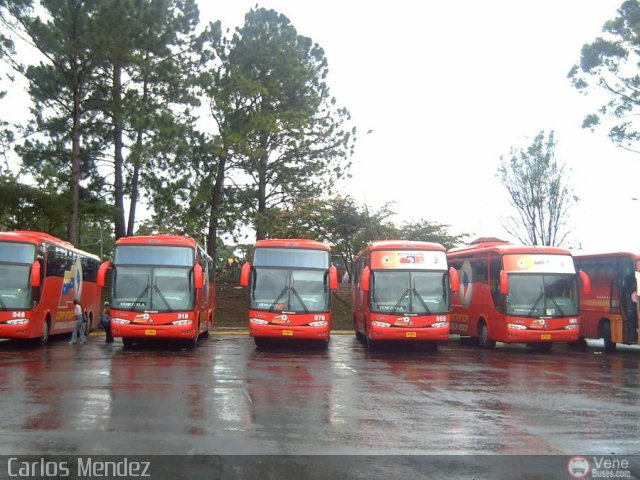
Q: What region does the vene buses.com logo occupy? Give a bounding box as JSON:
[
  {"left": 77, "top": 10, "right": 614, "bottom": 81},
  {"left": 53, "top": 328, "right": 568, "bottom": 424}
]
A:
[{"left": 568, "top": 456, "right": 590, "bottom": 478}]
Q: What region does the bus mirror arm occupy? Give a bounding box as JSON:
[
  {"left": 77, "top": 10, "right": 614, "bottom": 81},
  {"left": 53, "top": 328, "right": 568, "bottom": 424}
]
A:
[
  {"left": 449, "top": 267, "right": 459, "bottom": 293},
  {"left": 97, "top": 261, "right": 112, "bottom": 288},
  {"left": 240, "top": 262, "right": 251, "bottom": 288},
  {"left": 361, "top": 266, "right": 371, "bottom": 292},
  {"left": 30, "top": 260, "right": 41, "bottom": 288},
  {"left": 500, "top": 270, "right": 509, "bottom": 295},
  {"left": 579, "top": 270, "right": 592, "bottom": 296},
  {"left": 329, "top": 265, "right": 338, "bottom": 291},
  {"left": 194, "top": 263, "right": 204, "bottom": 290}
]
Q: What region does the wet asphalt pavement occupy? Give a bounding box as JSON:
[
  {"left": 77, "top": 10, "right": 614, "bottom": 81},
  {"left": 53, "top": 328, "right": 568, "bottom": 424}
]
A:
[{"left": 0, "top": 333, "right": 638, "bottom": 458}]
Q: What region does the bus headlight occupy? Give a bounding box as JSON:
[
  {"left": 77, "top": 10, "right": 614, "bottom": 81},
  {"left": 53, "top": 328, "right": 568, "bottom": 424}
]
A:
[
  {"left": 564, "top": 324, "right": 580, "bottom": 330},
  {"left": 112, "top": 318, "right": 131, "bottom": 325},
  {"left": 507, "top": 323, "right": 527, "bottom": 330},
  {"left": 250, "top": 318, "right": 268, "bottom": 325},
  {"left": 308, "top": 320, "right": 327, "bottom": 327},
  {"left": 172, "top": 320, "right": 192, "bottom": 326},
  {"left": 6, "top": 319, "right": 29, "bottom": 325},
  {"left": 372, "top": 321, "right": 391, "bottom": 328},
  {"left": 431, "top": 322, "right": 448, "bottom": 328}
]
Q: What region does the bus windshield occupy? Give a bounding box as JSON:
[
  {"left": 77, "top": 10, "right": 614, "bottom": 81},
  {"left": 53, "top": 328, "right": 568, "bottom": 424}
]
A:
[
  {"left": 114, "top": 245, "right": 193, "bottom": 266},
  {"left": 251, "top": 267, "right": 329, "bottom": 313},
  {"left": 0, "top": 264, "right": 31, "bottom": 310},
  {"left": 507, "top": 274, "right": 578, "bottom": 317},
  {"left": 371, "top": 271, "right": 449, "bottom": 315},
  {"left": 112, "top": 266, "right": 194, "bottom": 312}
]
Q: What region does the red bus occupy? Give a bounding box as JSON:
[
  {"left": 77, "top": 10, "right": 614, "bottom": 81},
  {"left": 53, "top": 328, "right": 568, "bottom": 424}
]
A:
[
  {"left": 239, "top": 239, "right": 338, "bottom": 348},
  {"left": 573, "top": 252, "right": 639, "bottom": 351},
  {"left": 0, "top": 231, "right": 101, "bottom": 344},
  {"left": 97, "top": 235, "right": 215, "bottom": 347},
  {"left": 351, "top": 240, "right": 459, "bottom": 349},
  {"left": 447, "top": 240, "right": 590, "bottom": 351}
]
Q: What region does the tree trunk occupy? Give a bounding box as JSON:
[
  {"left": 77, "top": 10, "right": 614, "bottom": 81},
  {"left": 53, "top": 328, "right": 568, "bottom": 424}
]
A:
[
  {"left": 68, "top": 61, "right": 81, "bottom": 245},
  {"left": 207, "top": 155, "right": 227, "bottom": 261},
  {"left": 126, "top": 79, "right": 149, "bottom": 236},
  {"left": 256, "top": 155, "right": 268, "bottom": 241},
  {"left": 112, "top": 62, "right": 126, "bottom": 239}
]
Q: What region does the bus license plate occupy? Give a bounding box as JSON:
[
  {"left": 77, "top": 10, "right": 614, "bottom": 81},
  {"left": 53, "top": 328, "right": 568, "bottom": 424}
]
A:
[
  {"left": 145, "top": 329, "right": 156, "bottom": 336},
  {"left": 282, "top": 330, "right": 293, "bottom": 336},
  {"left": 541, "top": 334, "right": 551, "bottom": 340},
  {"left": 406, "top": 332, "right": 417, "bottom": 338}
]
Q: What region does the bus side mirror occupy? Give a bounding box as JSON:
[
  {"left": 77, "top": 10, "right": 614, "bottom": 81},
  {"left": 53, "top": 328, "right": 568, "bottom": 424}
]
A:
[
  {"left": 240, "top": 263, "right": 251, "bottom": 287},
  {"left": 635, "top": 271, "right": 640, "bottom": 296},
  {"left": 97, "top": 261, "right": 111, "bottom": 288},
  {"left": 329, "top": 265, "right": 338, "bottom": 291},
  {"left": 500, "top": 270, "right": 509, "bottom": 295},
  {"left": 449, "top": 267, "right": 459, "bottom": 293},
  {"left": 579, "top": 270, "right": 592, "bottom": 296},
  {"left": 194, "top": 263, "right": 204, "bottom": 289},
  {"left": 30, "top": 261, "right": 41, "bottom": 288},
  {"left": 361, "top": 266, "right": 371, "bottom": 292}
]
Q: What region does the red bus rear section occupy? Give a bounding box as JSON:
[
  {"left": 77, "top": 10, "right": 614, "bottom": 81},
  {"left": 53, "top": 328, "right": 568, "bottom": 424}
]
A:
[
  {"left": 0, "top": 231, "right": 101, "bottom": 344},
  {"left": 448, "top": 240, "right": 588, "bottom": 351},
  {"left": 240, "top": 239, "right": 338, "bottom": 348},
  {"left": 573, "top": 252, "right": 639, "bottom": 351},
  {"left": 351, "top": 240, "right": 459, "bottom": 349},
  {"left": 98, "top": 235, "right": 215, "bottom": 348}
]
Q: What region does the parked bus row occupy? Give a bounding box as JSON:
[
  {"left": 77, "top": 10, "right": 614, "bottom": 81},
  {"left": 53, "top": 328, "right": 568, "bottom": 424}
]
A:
[{"left": 0, "top": 231, "right": 638, "bottom": 353}]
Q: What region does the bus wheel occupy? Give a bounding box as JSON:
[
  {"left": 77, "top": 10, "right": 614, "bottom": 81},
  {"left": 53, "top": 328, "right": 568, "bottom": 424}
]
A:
[
  {"left": 601, "top": 321, "right": 616, "bottom": 352},
  {"left": 185, "top": 334, "right": 198, "bottom": 348},
  {"left": 254, "top": 337, "right": 271, "bottom": 349},
  {"left": 567, "top": 337, "right": 587, "bottom": 350},
  {"left": 38, "top": 320, "right": 50, "bottom": 346},
  {"left": 122, "top": 337, "right": 135, "bottom": 348},
  {"left": 365, "top": 335, "right": 376, "bottom": 351},
  {"left": 355, "top": 330, "right": 365, "bottom": 343},
  {"left": 200, "top": 328, "right": 210, "bottom": 339},
  {"left": 478, "top": 321, "right": 495, "bottom": 349}
]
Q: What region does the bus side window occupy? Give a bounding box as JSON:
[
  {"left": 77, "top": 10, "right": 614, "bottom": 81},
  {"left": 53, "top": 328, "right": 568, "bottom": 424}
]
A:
[{"left": 489, "top": 253, "right": 504, "bottom": 312}]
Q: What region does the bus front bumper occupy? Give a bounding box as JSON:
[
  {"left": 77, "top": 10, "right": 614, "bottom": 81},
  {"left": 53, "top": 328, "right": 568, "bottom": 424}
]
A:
[
  {"left": 112, "top": 324, "right": 197, "bottom": 339},
  {"left": 249, "top": 324, "right": 330, "bottom": 340},
  {"left": 0, "top": 322, "right": 34, "bottom": 339},
  {"left": 369, "top": 324, "right": 450, "bottom": 341},
  {"left": 503, "top": 329, "right": 580, "bottom": 343}
]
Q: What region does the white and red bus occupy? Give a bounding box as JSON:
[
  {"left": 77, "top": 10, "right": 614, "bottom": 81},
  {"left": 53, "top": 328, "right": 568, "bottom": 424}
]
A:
[
  {"left": 447, "top": 240, "right": 590, "bottom": 351},
  {"left": 0, "top": 230, "right": 101, "bottom": 344},
  {"left": 573, "top": 251, "right": 639, "bottom": 351},
  {"left": 98, "top": 235, "right": 215, "bottom": 347},
  {"left": 351, "top": 240, "right": 459, "bottom": 349},
  {"left": 240, "top": 239, "right": 338, "bottom": 348}
]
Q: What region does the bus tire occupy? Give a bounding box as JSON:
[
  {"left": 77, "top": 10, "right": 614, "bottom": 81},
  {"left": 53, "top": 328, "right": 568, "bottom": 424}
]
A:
[
  {"left": 478, "top": 321, "right": 495, "bottom": 349},
  {"left": 365, "top": 335, "right": 376, "bottom": 351},
  {"left": 254, "top": 337, "right": 271, "bottom": 349},
  {"left": 37, "top": 319, "right": 50, "bottom": 346},
  {"left": 185, "top": 334, "right": 198, "bottom": 348},
  {"left": 601, "top": 321, "right": 616, "bottom": 352},
  {"left": 317, "top": 339, "right": 329, "bottom": 350},
  {"left": 355, "top": 330, "right": 365, "bottom": 343},
  {"left": 567, "top": 337, "right": 587, "bottom": 350},
  {"left": 122, "top": 337, "right": 135, "bottom": 348}
]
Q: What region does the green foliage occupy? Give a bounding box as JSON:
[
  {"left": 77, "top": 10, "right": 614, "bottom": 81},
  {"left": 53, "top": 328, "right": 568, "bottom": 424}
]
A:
[
  {"left": 497, "top": 130, "right": 577, "bottom": 247},
  {"left": 569, "top": 0, "right": 640, "bottom": 152}
]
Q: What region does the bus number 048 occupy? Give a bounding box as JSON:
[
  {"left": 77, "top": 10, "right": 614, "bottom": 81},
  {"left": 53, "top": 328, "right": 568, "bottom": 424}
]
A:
[{"left": 12, "top": 311, "right": 26, "bottom": 318}]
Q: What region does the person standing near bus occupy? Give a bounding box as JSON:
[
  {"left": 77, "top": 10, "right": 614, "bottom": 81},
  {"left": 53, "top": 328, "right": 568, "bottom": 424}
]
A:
[
  {"left": 101, "top": 301, "right": 114, "bottom": 343},
  {"left": 69, "top": 299, "right": 86, "bottom": 344}
]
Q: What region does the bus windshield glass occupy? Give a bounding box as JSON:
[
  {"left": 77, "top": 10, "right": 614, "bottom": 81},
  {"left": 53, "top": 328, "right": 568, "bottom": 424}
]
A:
[
  {"left": 371, "top": 271, "right": 449, "bottom": 315},
  {"left": 0, "top": 242, "right": 35, "bottom": 264},
  {"left": 114, "top": 245, "right": 193, "bottom": 266},
  {"left": 507, "top": 274, "right": 578, "bottom": 317},
  {"left": 0, "top": 264, "right": 31, "bottom": 310},
  {"left": 251, "top": 268, "right": 329, "bottom": 313},
  {"left": 253, "top": 248, "right": 328, "bottom": 269},
  {"left": 112, "top": 266, "right": 194, "bottom": 312}
]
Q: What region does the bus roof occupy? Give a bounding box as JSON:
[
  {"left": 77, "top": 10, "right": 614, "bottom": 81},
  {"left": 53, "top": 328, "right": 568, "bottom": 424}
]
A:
[
  {"left": 115, "top": 235, "right": 199, "bottom": 248},
  {"left": 0, "top": 230, "right": 99, "bottom": 260},
  {"left": 572, "top": 251, "right": 640, "bottom": 260},
  {"left": 360, "top": 240, "right": 446, "bottom": 255},
  {"left": 254, "top": 239, "right": 330, "bottom": 251},
  {"left": 448, "top": 241, "right": 572, "bottom": 257}
]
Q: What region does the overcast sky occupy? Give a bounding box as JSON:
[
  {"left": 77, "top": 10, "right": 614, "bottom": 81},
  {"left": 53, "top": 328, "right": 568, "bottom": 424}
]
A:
[{"left": 200, "top": 0, "right": 640, "bottom": 251}]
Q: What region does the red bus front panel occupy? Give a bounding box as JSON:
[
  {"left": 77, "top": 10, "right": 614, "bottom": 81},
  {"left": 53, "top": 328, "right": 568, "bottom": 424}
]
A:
[
  {"left": 366, "top": 313, "right": 450, "bottom": 341},
  {"left": 248, "top": 310, "right": 330, "bottom": 340}
]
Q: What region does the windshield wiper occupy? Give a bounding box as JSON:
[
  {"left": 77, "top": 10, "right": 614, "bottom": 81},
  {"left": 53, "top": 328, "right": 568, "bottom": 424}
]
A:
[
  {"left": 391, "top": 288, "right": 410, "bottom": 314},
  {"left": 547, "top": 296, "right": 565, "bottom": 316},
  {"left": 153, "top": 285, "right": 173, "bottom": 312},
  {"left": 412, "top": 288, "right": 431, "bottom": 314},
  {"left": 130, "top": 284, "right": 150, "bottom": 311},
  {"left": 527, "top": 291, "right": 545, "bottom": 317},
  {"left": 290, "top": 286, "right": 309, "bottom": 313},
  {"left": 269, "top": 286, "right": 289, "bottom": 311},
  {"left": 0, "top": 296, "right": 6, "bottom": 309}
]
